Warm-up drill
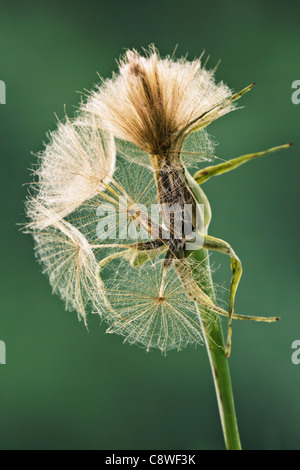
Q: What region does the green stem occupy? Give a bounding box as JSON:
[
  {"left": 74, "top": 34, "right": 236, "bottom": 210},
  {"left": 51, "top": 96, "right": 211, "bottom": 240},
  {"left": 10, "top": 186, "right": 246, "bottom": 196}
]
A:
[
  {"left": 186, "top": 247, "right": 242, "bottom": 450},
  {"left": 182, "top": 165, "right": 241, "bottom": 449}
]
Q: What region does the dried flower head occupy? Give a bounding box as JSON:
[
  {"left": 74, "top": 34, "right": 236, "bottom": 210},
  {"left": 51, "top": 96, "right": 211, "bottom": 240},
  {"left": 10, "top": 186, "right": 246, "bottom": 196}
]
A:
[
  {"left": 24, "top": 45, "right": 283, "bottom": 362},
  {"left": 85, "top": 46, "right": 235, "bottom": 156}
]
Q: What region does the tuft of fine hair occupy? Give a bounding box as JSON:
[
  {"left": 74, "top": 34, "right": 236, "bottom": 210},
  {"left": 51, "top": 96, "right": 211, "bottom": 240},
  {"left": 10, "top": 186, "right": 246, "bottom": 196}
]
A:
[
  {"left": 26, "top": 114, "right": 116, "bottom": 229},
  {"left": 85, "top": 46, "right": 234, "bottom": 156},
  {"left": 31, "top": 205, "right": 106, "bottom": 325}
]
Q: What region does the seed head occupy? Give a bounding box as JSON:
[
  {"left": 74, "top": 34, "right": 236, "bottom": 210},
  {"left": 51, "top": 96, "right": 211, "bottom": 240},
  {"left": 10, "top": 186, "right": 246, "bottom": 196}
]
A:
[{"left": 86, "top": 46, "right": 234, "bottom": 156}]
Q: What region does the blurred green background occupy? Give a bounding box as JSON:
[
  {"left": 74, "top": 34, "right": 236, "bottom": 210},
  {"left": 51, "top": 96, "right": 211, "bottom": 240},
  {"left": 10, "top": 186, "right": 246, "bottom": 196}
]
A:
[{"left": 0, "top": 0, "right": 299, "bottom": 450}]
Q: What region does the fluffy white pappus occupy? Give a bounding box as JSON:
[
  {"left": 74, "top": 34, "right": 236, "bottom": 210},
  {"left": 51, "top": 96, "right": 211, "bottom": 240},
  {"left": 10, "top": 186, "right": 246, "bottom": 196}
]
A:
[
  {"left": 102, "top": 257, "right": 212, "bottom": 354},
  {"left": 85, "top": 46, "right": 235, "bottom": 157},
  {"left": 32, "top": 207, "right": 106, "bottom": 324},
  {"left": 27, "top": 114, "right": 116, "bottom": 229}
]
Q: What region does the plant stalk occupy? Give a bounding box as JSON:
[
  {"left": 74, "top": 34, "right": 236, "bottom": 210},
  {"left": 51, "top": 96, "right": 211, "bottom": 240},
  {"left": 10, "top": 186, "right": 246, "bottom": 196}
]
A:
[
  {"left": 182, "top": 166, "right": 241, "bottom": 449},
  {"left": 185, "top": 246, "right": 242, "bottom": 450}
]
